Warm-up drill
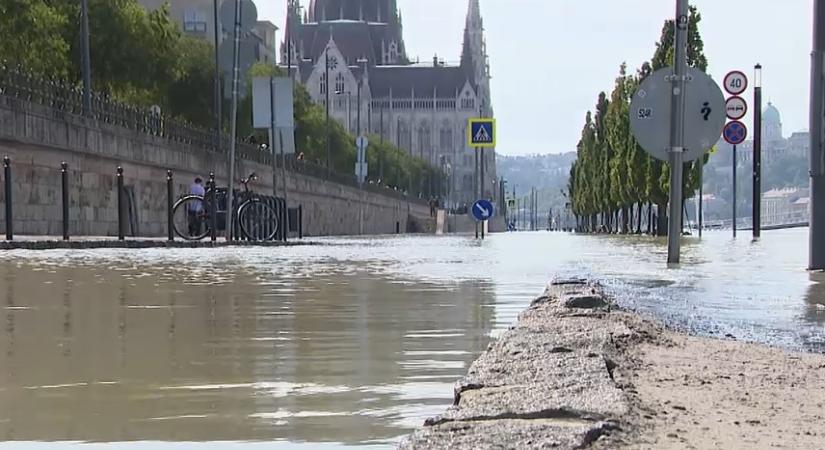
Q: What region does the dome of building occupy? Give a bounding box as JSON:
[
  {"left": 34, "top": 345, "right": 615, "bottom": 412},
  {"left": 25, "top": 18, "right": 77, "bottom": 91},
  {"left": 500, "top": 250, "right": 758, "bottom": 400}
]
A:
[{"left": 764, "top": 102, "right": 781, "bottom": 124}]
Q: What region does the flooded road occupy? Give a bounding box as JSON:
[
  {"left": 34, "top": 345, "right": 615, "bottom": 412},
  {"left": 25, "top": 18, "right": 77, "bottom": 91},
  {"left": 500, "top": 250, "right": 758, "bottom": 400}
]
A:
[{"left": 0, "top": 229, "right": 822, "bottom": 448}]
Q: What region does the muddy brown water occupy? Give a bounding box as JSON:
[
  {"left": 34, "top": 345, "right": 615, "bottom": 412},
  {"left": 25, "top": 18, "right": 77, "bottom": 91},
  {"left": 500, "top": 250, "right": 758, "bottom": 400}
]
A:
[{"left": 0, "top": 229, "right": 822, "bottom": 448}]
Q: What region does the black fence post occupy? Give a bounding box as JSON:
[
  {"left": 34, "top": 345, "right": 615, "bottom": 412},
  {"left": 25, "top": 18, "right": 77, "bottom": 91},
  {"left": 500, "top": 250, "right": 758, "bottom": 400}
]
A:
[
  {"left": 3, "top": 157, "right": 12, "bottom": 241},
  {"left": 298, "top": 204, "right": 303, "bottom": 240},
  {"left": 209, "top": 172, "right": 217, "bottom": 242},
  {"left": 117, "top": 166, "right": 125, "bottom": 241},
  {"left": 166, "top": 170, "right": 174, "bottom": 242},
  {"left": 61, "top": 162, "right": 69, "bottom": 241}
]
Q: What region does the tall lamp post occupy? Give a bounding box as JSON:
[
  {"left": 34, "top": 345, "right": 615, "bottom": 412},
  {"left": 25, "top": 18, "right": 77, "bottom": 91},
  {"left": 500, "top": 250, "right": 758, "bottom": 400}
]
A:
[
  {"left": 212, "top": 0, "right": 222, "bottom": 150},
  {"left": 325, "top": 49, "right": 331, "bottom": 177},
  {"left": 810, "top": 0, "right": 825, "bottom": 270},
  {"left": 80, "top": 0, "right": 92, "bottom": 115},
  {"left": 753, "top": 64, "right": 763, "bottom": 238}
]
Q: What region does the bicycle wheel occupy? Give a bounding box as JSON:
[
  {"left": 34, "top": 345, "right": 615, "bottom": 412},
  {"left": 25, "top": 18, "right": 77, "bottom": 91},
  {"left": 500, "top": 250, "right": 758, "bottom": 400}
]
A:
[
  {"left": 238, "top": 200, "right": 279, "bottom": 241},
  {"left": 172, "top": 195, "right": 211, "bottom": 241}
]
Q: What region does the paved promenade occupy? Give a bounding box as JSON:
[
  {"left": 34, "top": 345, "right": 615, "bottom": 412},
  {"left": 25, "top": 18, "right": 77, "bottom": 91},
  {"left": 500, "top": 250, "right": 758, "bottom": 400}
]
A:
[{"left": 0, "top": 236, "right": 309, "bottom": 250}]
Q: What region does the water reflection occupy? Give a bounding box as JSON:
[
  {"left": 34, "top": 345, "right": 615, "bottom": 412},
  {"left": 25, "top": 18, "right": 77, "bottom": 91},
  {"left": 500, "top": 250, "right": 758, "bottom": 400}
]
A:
[{"left": 0, "top": 261, "right": 494, "bottom": 445}]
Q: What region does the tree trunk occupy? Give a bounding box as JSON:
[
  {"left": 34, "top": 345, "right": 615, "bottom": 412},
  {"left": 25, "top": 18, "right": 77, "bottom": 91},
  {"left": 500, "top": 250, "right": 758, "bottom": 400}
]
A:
[
  {"left": 656, "top": 203, "right": 668, "bottom": 236},
  {"left": 636, "top": 203, "right": 643, "bottom": 234},
  {"left": 647, "top": 202, "right": 653, "bottom": 235},
  {"left": 622, "top": 207, "right": 630, "bottom": 234}
]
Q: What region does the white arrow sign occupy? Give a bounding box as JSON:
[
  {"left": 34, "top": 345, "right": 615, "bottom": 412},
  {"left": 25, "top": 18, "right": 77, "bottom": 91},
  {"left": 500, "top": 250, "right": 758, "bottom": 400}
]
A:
[{"left": 475, "top": 203, "right": 491, "bottom": 219}]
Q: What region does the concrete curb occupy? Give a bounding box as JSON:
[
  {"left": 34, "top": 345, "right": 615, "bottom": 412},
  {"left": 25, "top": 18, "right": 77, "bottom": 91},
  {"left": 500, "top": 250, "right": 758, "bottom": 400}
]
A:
[
  {"left": 399, "top": 278, "right": 654, "bottom": 449},
  {"left": 0, "top": 239, "right": 315, "bottom": 250}
]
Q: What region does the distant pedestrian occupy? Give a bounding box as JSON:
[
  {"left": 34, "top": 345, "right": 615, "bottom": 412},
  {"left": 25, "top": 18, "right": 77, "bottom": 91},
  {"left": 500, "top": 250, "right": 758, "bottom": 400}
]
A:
[{"left": 188, "top": 177, "right": 206, "bottom": 236}]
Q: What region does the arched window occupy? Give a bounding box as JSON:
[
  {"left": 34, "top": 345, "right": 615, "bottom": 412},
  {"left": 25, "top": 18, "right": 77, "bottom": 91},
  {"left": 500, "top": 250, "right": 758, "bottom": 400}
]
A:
[
  {"left": 418, "top": 124, "right": 431, "bottom": 161},
  {"left": 335, "top": 73, "right": 345, "bottom": 94},
  {"left": 440, "top": 125, "right": 453, "bottom": 152},
  {"left": 320, "top": 72, "right": 327, "bottom": 95},
  {"left": 398, "top": 120, "right": 412, "bottom": 153}
]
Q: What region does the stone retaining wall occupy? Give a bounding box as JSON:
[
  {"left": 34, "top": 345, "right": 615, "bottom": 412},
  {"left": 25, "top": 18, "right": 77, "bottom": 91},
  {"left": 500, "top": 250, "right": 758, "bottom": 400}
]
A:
[{"left": 0, "top": 95, "right": 431, "bottom": 237}]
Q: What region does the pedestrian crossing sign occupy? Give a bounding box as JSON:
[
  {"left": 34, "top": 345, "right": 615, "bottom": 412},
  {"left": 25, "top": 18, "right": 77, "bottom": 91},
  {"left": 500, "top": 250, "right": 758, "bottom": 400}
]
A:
[{"left": 468, "top": 118, "right": 496, "bottom": 148}]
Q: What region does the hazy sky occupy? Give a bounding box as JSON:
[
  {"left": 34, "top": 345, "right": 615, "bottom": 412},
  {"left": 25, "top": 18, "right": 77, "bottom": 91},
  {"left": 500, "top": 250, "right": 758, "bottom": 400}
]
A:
[{"left": 258, "top": 0, "right": 814, "bottom": 155}]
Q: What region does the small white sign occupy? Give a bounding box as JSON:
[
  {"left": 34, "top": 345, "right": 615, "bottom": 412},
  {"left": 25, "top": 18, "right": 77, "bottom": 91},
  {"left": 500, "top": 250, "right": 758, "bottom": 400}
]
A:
[
  {"left": 356, "top": 135, "right": 368, "bottom": 150},
  {"left": 723, "top": 71, "right": 748, "bottom": 96},
  {"left": 252, "top": 77, "right": 294, "bottom": 129},
  {"left": 725, "top": 96, "right": 748, "bottom": 121}
]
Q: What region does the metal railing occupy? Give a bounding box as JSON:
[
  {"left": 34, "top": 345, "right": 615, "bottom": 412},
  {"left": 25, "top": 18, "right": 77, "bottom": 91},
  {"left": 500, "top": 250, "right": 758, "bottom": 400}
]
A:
[{"left": 0, "top": 63, "right": 433, "bottom": 204}]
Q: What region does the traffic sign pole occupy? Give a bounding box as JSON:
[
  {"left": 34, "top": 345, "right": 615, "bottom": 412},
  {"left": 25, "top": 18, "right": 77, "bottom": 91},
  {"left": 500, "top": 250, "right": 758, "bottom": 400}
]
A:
[{"left": 667, "top": 0, "right": 689, "bottom": 264}]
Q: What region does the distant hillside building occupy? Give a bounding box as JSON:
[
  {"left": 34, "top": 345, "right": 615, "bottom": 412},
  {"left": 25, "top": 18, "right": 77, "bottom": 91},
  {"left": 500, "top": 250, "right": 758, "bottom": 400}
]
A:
[
  {"left": 281, "top": 0, "right": 497, "bottom": 206},
  {"left": 715, "top": 102, "right": 808, "bottom": 165}
]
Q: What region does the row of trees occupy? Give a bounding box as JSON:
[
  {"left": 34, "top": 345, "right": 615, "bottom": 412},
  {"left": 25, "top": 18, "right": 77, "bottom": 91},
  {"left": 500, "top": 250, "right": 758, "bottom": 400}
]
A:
[
  {"left": 568, "top": 7, "right": 709, "bottom": 235},
  {"left": 0, "top": 0, "right": 444, "bottom": 196}
]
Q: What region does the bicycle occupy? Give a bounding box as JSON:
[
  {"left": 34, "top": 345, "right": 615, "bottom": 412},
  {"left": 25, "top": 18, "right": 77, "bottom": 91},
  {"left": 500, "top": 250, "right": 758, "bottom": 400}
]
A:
[{"left": 171, "top": 173, "right": 280, "bottom": 241}]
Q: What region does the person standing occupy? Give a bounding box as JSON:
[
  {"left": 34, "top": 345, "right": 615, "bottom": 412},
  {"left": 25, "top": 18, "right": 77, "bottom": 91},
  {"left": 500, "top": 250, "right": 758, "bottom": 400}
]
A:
[{"left": 188, "top": 177, "right": 206, "bottom": 236}]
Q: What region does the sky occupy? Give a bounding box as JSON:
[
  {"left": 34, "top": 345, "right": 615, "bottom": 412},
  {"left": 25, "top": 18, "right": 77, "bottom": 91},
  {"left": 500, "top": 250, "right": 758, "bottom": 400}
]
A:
[{"left": 257, "top": 0, "right": 815, "bottom": 156}]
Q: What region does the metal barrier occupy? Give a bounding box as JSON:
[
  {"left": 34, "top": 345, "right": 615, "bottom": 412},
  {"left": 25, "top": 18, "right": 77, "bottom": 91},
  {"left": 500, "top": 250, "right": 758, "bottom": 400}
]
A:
[
  {"left": 3, "top": 156, "right": 11, "bottom": 241},
  {"left": 116, "top": 166, "right": 125, "bottom": 241},
  {"left": 61, "top": 162, "right": 69, "bottom": 240}
]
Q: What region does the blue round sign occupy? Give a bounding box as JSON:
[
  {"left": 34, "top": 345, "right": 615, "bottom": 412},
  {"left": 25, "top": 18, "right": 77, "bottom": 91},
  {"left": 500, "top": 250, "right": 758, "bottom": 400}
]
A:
[
  {"left": 472, "top": 199, "right": 494, "bottom": 222},
  {"left": 723, "top": 120, "right": 748, "bottom": 145}
]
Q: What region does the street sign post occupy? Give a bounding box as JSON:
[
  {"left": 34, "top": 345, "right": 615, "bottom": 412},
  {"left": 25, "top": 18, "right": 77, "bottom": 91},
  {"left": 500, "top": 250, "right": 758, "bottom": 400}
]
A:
[
  {"left": 725, "top": 96, "right": 748, "bottom": 121},
  {"left": 724, "top": 71, "right": 748, "bottom": 96},
  {"left": 472, "top": 199, "right": 494, "bottom": 222},
  {"left": 723, "top": 121, "right": 748, "bottom": 145},
  {"left": 723, "top": 71, "right": 749, "bottom": 239},
  {"left": 355, "top": 135, "right": 369, "bottom": 185},
  {"left": 467, "top": 118, "right": 496, "bottom": 148},
  {"left": 630, "top": 67, "right": 726, "bottom": 162}
]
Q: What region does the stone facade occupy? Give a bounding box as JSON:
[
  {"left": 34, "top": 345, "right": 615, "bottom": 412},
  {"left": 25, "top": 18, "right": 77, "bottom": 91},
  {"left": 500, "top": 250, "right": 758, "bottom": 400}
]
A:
[
  {"left": 282, "top": 0, "right": 497, "bottom": 208},
  {"left": 0, "top": 95, "right": 431, "bottom": 238}
]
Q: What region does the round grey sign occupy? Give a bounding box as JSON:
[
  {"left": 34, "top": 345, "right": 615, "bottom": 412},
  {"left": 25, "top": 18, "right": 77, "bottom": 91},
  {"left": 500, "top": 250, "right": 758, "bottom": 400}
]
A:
[{"left": 630, "top": 67, "right": 726, "bottom": 162}]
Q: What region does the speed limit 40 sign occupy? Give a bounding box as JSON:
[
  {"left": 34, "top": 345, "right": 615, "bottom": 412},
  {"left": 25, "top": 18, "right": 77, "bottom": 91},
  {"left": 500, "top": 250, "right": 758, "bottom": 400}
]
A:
[{"left": 724, "top": 71, "right": 748, "bottom": 96}]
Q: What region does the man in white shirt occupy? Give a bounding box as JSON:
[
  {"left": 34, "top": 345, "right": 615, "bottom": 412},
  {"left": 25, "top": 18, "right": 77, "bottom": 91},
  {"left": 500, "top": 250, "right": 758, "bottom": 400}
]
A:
[{"left": 188, "top": 177, "right": 206, "bottom": 236}]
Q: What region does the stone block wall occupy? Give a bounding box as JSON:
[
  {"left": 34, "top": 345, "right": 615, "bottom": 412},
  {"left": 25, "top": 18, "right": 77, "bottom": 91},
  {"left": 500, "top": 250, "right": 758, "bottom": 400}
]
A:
[{"left": 0, "top": 95, "right": 431, "bottom": 238}]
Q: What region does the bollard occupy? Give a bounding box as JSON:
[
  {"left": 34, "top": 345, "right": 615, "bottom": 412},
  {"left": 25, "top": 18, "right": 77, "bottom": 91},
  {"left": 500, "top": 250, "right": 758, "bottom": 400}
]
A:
[
  {"left": 209, "top": 172, "right": 217, "bottom": 242},
  {"left": 117, "top": 166, "right": 125, "bottom": 241},
  {"left": 3, "top": 157, "right": 11, "bottom": 241},
  {"left": 298, "top": 204, "right": 303, "bottom": 240},
  {"left": 61, "top": 162, "right": 69, "bottom": 241},
  {"left": 166, "top": 170, "right": 174, "bottom": 242}
]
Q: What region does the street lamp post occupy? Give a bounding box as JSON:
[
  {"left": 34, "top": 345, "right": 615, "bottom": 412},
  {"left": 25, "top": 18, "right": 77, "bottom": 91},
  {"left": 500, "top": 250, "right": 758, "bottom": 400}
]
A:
[
  {"left": 212, "top": 0, "right": 222, "bottom": 150},
  {"left": 753, "top": 63, "right": 763, "bottom": 238},
  {"left": 80, "top": 0, "right": 92, "bottom": 116},
  {"left": 810, "top": 0, "right": 825, "bottom": 270},
  {"left": 325, "top": 49, "right": 331, "bottom": 177}
]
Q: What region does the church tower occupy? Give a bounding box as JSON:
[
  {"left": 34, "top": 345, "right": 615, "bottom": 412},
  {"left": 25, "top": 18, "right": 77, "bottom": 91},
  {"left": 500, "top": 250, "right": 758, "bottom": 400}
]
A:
[{"left": 460, "top": 0, "right": 492, "bottom": 117}]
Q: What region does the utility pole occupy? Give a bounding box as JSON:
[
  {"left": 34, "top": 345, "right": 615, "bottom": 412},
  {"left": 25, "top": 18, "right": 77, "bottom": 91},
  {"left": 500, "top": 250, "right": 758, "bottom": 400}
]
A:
[
  {"left": 810, "top": 0, "right": 825, "bottom": 270},
  {"left": 80, "top": 0, "right": 92, "bottom": 116},
  {"left": 753, "top": 64, "right": 763, "bottom": 238},
  {"left": 733, "top": 144, "right": 738, "bottom": 237},
  {"left": 325, "top": 49, "right": 331, "bottom": 177},
  {"left": 213, "top": 0, "right": 222, "bottom": 150},
  {"left": 667, "top": 0, "right": 689, "bottom": 264},
  {"left": 225, "top": 0, "right": 242, "bottom": 242}
]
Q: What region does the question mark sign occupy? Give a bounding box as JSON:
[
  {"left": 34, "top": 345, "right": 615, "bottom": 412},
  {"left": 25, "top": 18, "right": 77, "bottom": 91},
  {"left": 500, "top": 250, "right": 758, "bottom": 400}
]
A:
[{"left": 701, "top": 102, "right": 711, "bottom": 121}]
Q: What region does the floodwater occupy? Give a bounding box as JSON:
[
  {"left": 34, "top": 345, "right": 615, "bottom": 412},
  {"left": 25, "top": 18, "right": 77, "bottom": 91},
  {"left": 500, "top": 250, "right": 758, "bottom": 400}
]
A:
[{"left": 0, "top": 228, "right": 822, "bottom": 449}]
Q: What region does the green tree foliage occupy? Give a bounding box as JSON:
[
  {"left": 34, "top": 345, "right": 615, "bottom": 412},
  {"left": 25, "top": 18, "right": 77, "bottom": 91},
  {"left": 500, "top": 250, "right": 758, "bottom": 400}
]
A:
[
  {"left": 568, "top": 6, "right": 711, "bottom": 234},
  {"left": 0, "top": 0, "right": 441, "bottom": 188},
  {"left": 0, "top": 0, "right": 70, "bottom": 77}
]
